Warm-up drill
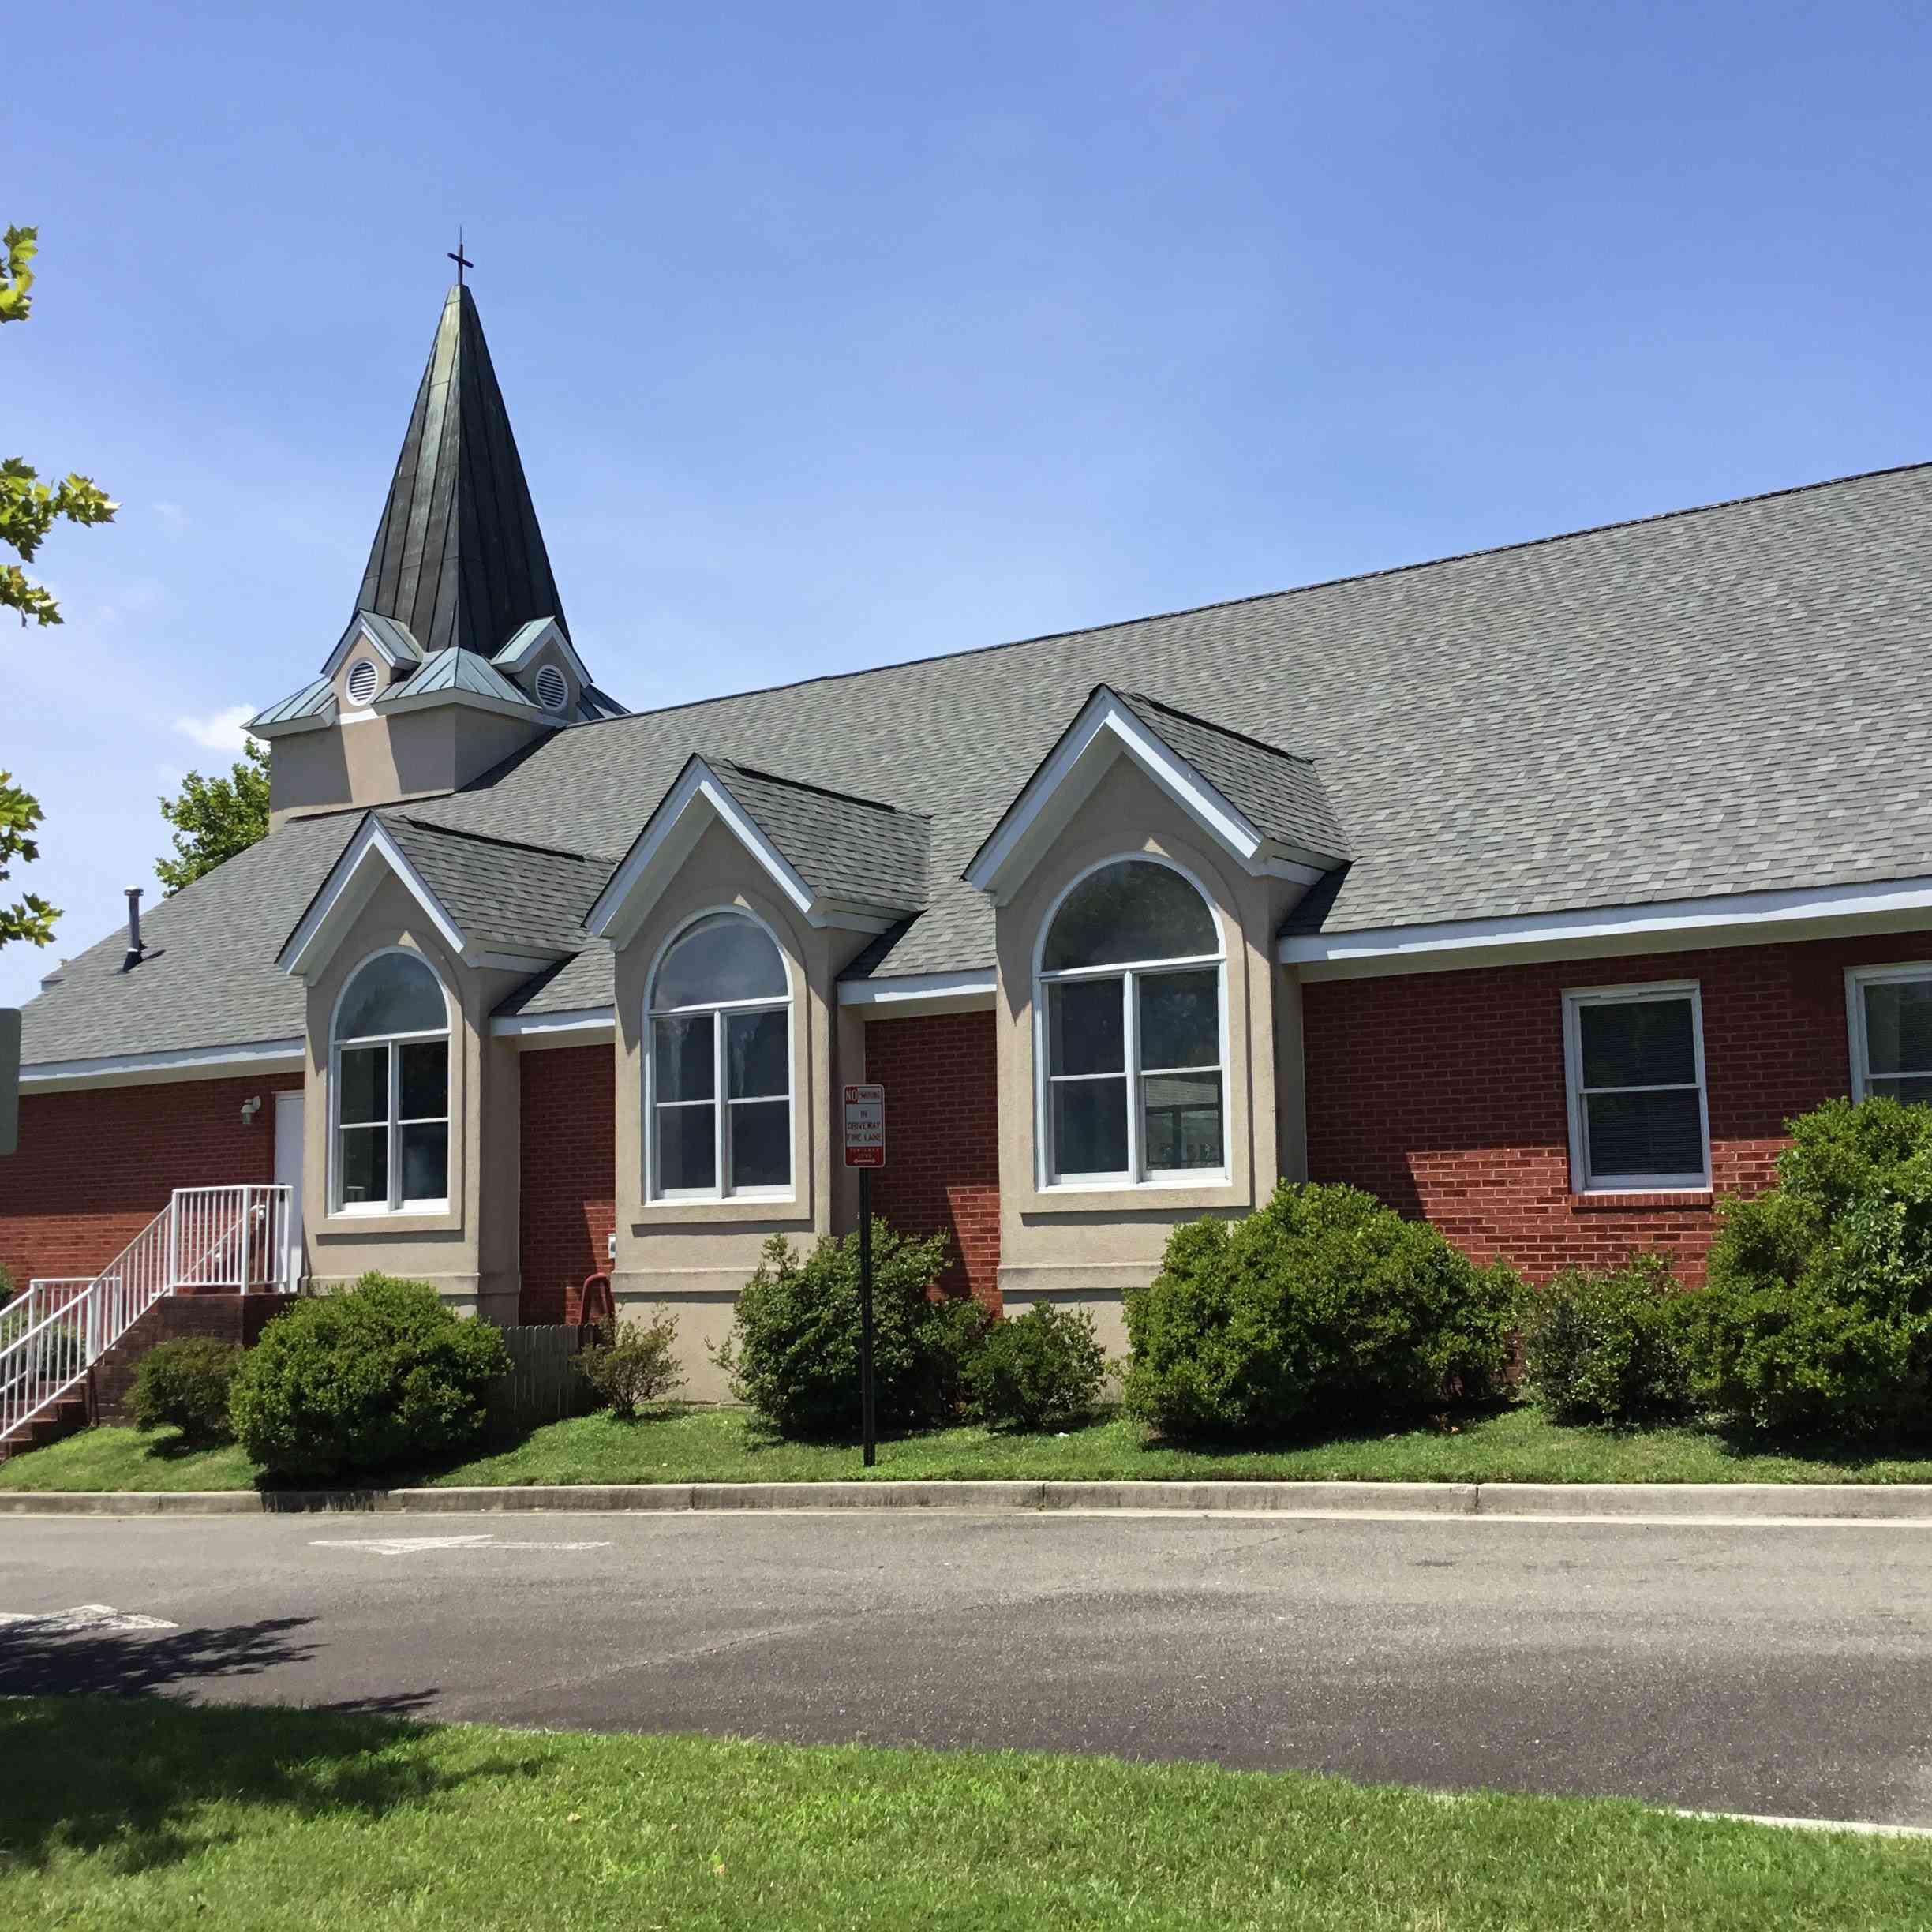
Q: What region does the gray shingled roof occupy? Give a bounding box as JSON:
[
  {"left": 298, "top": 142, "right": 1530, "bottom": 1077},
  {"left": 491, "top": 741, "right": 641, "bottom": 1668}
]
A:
[
  {"left": 376, "top": 814, "right": 611, "bottom": 956},
  {"left": 706, "top": 758, "right": 930, "bottom": 915},
  {"left": 1114, "top": 691, "right": 1348, "bottom": 863},
  {"left": 30, "top": 462, "right": 1932, "bottom": 1056},
  {"left": 19, "top": 812, "right": 358, "bottom": 1063}
]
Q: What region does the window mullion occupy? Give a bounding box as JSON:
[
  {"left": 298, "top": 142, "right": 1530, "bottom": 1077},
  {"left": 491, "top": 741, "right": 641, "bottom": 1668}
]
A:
[
  {"left": 386, "top": 1042, "right": 401, "bottom": 1211},
  {"left": 714, "top": 1009, "right": 729, "bottom": 1199},
  {"left": 1124, "top": 968, "right": 1142, "bottom": 1182}
]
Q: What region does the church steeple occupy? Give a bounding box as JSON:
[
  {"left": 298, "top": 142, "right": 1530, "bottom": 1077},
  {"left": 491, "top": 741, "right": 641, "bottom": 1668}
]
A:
[{"left": 355, "top": 282, "right": 568, "bottom": 657}]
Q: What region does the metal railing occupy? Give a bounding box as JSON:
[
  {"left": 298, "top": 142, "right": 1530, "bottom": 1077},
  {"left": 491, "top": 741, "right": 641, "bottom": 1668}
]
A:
[{"left": 0, "top": 1185, "right": 294, "bottom": 1445}]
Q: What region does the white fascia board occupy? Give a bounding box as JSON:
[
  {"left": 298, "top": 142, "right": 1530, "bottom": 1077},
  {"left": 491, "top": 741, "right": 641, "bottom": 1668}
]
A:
[
  {"left": 22, "top": 1037, "right": 305, "bottom": 1093},
  {"left": 587, "top": 760, "right": 818, "bottom": 943},
  {"left": 491, "top": 1005, "right": 616, "bottom": 1044},
  {"left": 376, "top": 687, "right": 555, "bottom": 727},
  {"left": 964, "top": 689, "right": 1267, "bottom": 904},
  {"left": 1282, "top": 873, "right": 1932, "bottom": 978},
  {"left": 324, "top": 613, "right": 415, "bottom": 676},
  {"left": 492, "top": 619, "right": 590, "bottom": 687},
  {"left": 837, "top": 968, "right": 998, "bottom": 1017},
  {"left": 279, "top": 818, "right": 470, "bottom": 977},
  {"left": 248, "top": 707, "right": 336, "bottom": 739}
]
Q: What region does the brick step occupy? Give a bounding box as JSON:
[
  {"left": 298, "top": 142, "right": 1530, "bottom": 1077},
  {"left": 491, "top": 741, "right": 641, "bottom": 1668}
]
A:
[{"left": 0, "top": 1391, "right": 88, "bottom": 1462}]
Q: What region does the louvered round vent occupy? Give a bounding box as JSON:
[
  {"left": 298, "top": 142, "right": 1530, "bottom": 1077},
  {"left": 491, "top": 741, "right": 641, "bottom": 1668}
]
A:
[
  {"left": 346, "top": 657, "right": 379, "bottom": 707},
  {"left": 535, "top": 663, "right": 568, "bottom": 713}
]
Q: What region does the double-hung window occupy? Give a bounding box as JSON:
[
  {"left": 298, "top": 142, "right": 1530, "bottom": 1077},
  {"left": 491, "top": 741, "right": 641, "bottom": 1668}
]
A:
[
  {"left": 1562, "top": 982, "right": 1710, "bottom": 1193},
  {"left": 331, "top": 950, "right": 451, "bottom": 1213},
  {"left": 649, "top": 912, "right": 792, "bottom": 1200},
  {"left": 1038, "top": 859, "right": 1226, "bottom": 1186},
  {"left": 1847, "top": 963, "right": 1932, "bottom": 1104}
]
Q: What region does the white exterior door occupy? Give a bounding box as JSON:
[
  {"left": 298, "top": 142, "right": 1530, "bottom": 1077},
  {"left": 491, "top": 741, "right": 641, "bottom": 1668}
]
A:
[{"left": 273, "top": 1091, "right": 305, "bottom": 1286}]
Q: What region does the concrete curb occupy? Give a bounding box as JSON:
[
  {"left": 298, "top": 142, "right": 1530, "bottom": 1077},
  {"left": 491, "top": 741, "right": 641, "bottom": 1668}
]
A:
[{"left": 6, "top": 1479, "right": 1932, "bottom": 1522}]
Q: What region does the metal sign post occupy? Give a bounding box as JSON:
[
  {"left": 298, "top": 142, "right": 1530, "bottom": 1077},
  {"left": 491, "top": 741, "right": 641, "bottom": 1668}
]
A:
[{"left": 843, "top": 1084, "right": 886, "bottom": 1467}]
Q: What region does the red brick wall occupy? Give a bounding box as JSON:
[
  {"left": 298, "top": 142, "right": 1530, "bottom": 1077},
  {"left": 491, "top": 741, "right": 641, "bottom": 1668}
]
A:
[
  {"left": 517, "top": 1044, "right": 616, "bottom": 1324},
  {"left": 863, "top": 1011, "right": 1002, "bottom": 1308},
  {"left": 1302, "top": 930, "right": 1932, "bottom": 1284},
  {"left": 0, "top": 1073, "right": 302, "bottom": 1292}
]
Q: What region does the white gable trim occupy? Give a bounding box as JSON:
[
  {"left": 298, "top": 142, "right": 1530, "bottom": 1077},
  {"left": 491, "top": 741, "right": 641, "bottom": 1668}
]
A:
[
  {"left": 492, "top": 617, "right": 590, "bottom": 688},
  {"left": 586, "top": 758, "right": 893, "bottom": 945},
  {"left": 323, "top": 612, "right": 419, "bottom": 678},
  {"left": 279, "top": 818, "right": 469, "bottom": 977},
  {"left": 963, "top": 687, "right": 1326, "bottom": 905},
  {"left": 1282, "top": 872, "right": 1932, "bottom": 979}
]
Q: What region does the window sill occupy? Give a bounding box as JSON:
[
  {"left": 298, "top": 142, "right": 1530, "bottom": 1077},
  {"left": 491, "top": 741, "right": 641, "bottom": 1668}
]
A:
[
  {"left": 1567, "top": 1190, "right": 1714, "bottom": 1213},
  {"left": 629, "top": 1197, "right": 808, "bottom": 1230},
  {"left": 316, "top": 1208, "right": 463, "bottom": 1237},
  {"left": 1022, "top": 1176, "right": 1248, "bottom": 1216}
]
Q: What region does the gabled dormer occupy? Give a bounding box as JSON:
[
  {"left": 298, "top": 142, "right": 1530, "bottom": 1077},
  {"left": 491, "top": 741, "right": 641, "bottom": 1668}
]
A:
[{"left": 250, "top": 279, "right": 627, "bottom": 826}]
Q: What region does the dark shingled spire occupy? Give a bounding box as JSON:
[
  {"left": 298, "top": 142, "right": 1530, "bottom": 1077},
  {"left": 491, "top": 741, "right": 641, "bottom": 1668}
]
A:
[{"left": 355, "top": 284, "right": 567, "bottom": 657}]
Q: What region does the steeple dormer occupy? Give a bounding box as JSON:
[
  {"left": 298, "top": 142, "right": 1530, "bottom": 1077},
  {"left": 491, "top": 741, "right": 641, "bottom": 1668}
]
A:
[{"left": 251, "top": 275, "right": 625, "bottom": 826}]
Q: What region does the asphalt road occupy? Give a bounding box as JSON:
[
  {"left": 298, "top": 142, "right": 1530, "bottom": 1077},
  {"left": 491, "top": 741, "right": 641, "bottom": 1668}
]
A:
[{"left": 6, "top": 1511, "right": 1931, "bottom": 1825}]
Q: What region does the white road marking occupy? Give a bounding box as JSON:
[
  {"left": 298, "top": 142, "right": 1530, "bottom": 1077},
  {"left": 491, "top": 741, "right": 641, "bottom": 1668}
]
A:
[
  {"left": 1673, "top": 1808, "right": 1932, "bottom": 1840},
  {"left": 312, "top": 1534, "right": 611, "bottom": 1556},
  {"left": 0, "top": 1603, "right": 178, "bottom": 1634}
]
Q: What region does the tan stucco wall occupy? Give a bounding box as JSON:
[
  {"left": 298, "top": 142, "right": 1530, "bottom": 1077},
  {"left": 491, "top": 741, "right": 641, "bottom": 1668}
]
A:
[
  {"left": 270, "top": 698, "right": 546, "bottom": 826},
  {"left": 607, "top": 813, "right": 871, "bottom": 1398},
  {"left": 992, "top": 754, "right": 1308, "bottom": 1352},
  {"left": 296, "top": 872, "right": 525, "bottom": 1319}
]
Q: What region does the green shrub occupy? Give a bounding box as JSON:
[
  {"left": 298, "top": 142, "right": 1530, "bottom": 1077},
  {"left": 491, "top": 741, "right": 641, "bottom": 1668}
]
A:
[
  {"left": 579, "top": 1309, "right": 684, "bottom": 1418},
  {"left": 1521, "top": 1256, "right": 1693, "bottom": 1426},
  {"left": 1687, "top": 1098, "right": 1932, "bottom": 1436},
  {"left": 130, "top": 1337, "right": 243, "bottom": 1446},
  {"left": 965, "top": 1303, "right": 1111, "bottom": 1432},
  {"left": 229, "top": 1273, "right": 510, "bottom": 1480},
  {"left": 1122, "top": 1182, "right": 1522, "bottom": 1443},
  {"left": 715, "top": 1222, "right": 985, "bottom": 1440}
]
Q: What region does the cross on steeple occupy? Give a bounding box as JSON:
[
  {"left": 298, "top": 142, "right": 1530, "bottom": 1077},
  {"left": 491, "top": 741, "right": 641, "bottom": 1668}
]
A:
[{"left": 447, "top": 229, "right": 473, "bottom": 285}]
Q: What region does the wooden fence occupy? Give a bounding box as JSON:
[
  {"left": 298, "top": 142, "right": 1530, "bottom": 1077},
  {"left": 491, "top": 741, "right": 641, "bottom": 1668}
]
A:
[{"left": 489, "top": 1324, "right": 595, "bottom": 1432}]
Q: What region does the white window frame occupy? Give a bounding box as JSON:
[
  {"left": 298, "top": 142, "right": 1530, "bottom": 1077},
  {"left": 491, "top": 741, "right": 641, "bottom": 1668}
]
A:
[
  {"left": 645, "top": 908, "right": 795, "bottom": 1204},
  {"left": 1033, "top": 855, "right": 1230, "bottom": 1192},
  {"left": 328, "top": 945, "right": 452, "bottom": 1216},
  {"left": 1562, "top": 979, "right": 1711, "bottom": 1194},
  {"left": 1845, "top": 960, "right": 1932, "bottom": 1101}
]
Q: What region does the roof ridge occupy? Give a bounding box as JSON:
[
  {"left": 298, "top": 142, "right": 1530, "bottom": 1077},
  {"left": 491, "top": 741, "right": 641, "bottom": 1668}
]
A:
[
  {"left": 1117, "top": 688, "right": 1319, "bottom": 767},
  {"left": 723, "top": 760, "right": 931, "bottom": 819},
  {"left": 388, "top": 811, "right": 612, "bottom": 867},
  {"left": 555, "top": 459, "right": 1932, "bottom": 735}
]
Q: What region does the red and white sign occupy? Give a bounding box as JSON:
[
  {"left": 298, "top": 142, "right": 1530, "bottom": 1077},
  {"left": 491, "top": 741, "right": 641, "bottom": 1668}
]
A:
[{"left": 843, "top": 1083, "right": 886, "bottom": 1168}]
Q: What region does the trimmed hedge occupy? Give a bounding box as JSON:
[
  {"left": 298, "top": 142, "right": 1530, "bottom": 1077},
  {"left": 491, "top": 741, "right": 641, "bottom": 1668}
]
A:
[
  {"left": 130, "top": 1337, "right": 243, "bottom": 1446},
  {"left": 715, "top": 1223, "right": 984, "bottom": 1440},
  {"left": 965, "top": 1303, "right": 1111, "bottom": 1432},
  {"left": 1123, "top": 1182, "right": 1522, "bottom": 1442},
  {"left": 1688, "top": 1096, "right": 1932, "bottom": 1436},
  {"left": 228, "top": 1274, "right": 509, "bottom": 1480},
  {"left": 1522, "top": 1256, "right": 1692, "bottom": 1427}
]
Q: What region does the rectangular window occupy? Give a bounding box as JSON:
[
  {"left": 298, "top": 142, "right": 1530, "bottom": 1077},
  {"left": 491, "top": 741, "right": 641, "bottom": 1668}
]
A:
[
  {"left": 1563, "top": 983, "right": 1709, "bottom": 1192},
  {"left": 649, "top": 1005, "right": 792, "bottom": 1199},
  {"left": 332, "top": 1036, "right": 449, "bottom": 1211},
  {"left": 1848, "top": 964, "right": 1932, "bottom": 1105}
]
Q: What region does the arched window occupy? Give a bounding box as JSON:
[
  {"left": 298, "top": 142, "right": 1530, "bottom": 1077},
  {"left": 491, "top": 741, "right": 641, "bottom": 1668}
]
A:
[
  {"left": 331, "top": 950, "right": 451, "bottom": 1212},
  {"left": 1038, "top": 859, "right": 1225, "bottom": 1185},
  {"left": 649, "top": 912, "right": 792, "bottom": 1198}
]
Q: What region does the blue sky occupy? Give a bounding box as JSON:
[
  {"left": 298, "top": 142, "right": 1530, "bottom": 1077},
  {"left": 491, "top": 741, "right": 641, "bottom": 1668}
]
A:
[{"left": 6, "top": 1, "right": 1932, "bottom": 1008}]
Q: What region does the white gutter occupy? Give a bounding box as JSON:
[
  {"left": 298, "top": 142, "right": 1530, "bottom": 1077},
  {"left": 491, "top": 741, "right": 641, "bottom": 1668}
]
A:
[
  {"left": 490, "top": 1005, "right": 616, "bottom": 1043},
  {"left": 1281, "top": 874, "right": 1932, "bottom": 975},
  {"left": 837, "top": 968, "right": 997, "bottom": 1016},
  {"left": 21, "top": 1037, "right": 305, "bottom": 1093}
]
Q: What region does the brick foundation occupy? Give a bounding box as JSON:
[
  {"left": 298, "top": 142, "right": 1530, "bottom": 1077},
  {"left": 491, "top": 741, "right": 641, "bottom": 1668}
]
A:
[
  {"left": 0, "top": 1073, "right": 302, "bottom": 1293},
  {"left": 90, "top": 1293, "right": 294, "bottom": 1422},
  {"left": 863, "top": 1010, "right": 1002, "bottom": 1308},
  {"left": 1302, "top": 930, "right": 1932, "bottom": 1284},
  {"left": 517, "top": 1044, "right": 616, "bottom": 1324}
]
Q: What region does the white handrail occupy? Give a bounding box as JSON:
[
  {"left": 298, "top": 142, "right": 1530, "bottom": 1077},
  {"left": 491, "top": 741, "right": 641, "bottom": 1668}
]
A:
[{"left": 0, "top": 1184, "right": 294, "bottom": 1446}]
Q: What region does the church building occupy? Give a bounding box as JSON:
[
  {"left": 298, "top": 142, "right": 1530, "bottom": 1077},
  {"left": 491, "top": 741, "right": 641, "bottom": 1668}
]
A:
[{"left": 9, "top": 277, "right": 1932, "bottom": 1406}]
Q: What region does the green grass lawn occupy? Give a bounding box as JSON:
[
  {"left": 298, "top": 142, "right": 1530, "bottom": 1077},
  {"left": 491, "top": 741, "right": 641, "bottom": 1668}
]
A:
[
  {"left": 8, "top": 1402, "right": 1932, "bottom": 1493},
  {"left": 3, "top": 1697, "right": 1927, "bottom": 1930}
]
